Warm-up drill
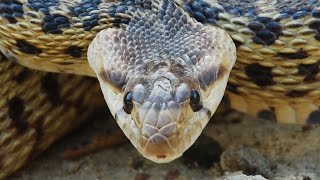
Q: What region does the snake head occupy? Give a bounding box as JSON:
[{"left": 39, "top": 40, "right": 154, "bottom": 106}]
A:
[
  {"left": 88, "top": 3, "right": 236, "bottom": 163},
  {"left": 114, "top": 69, "right": 209, "bottom": 162}
]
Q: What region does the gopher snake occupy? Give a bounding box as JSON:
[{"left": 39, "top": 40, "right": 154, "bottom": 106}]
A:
[{"left": 1, "top": 0, "right": 320, "bottom": 178}]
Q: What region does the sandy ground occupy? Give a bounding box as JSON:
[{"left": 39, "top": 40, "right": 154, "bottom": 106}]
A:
[{"left": 8, "top": 106, "right": 320, "bottom": 180}]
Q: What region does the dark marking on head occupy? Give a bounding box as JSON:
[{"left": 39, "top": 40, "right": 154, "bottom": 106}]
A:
[
  {"left": 286, "top": 90, "right": 309, "bottom": 98},
  {"left": 98, "top": 71, "right": 110, "bottom": 84},
  {"left": 217, "top": 66, "right": 227, "bottom": 80},
  {"left": 277, "top": 49, "right": 309, "bottom": 59},
  {"left": 8, "top": 97, "right": 27, "bottom": 132},
  {"left": 199, "top": 66, "right": 227, "bottom": 88},
  {"left": 298, "top": 62, "right": 320, "bottom": 82},
  {"left": 306, "top": 110, "right": 320, "bottom": 124},
  {"left": 16, "top": 40, "right": 42, "bottom": 54},
  {"left": 98, "top": 70, "right": 125, "bottom": 91},
  {"left": 12, "top": 69, "right": 31, "bottom": 83},
  {"left": 69, "top": 0, "right": 102, "bottom": 31},
  {"left": 206, "top": 109, "right": 212, "bottom": 119},
  {"left": 168, "top": 64, "right": 187, "bottom": 78},
  {"left": 64, "top": 46, "right": 83, "bottom": 58},
  {"left": 0, "top": 0, "right": 24, "bottom": 24},
  {"left": 41, "top": 73, "right": 61, "bottom": 104},
  {"left": 146, "top": 62, "right": 169, "bottom": 73},
  {"left": 257, "top": 109, "right": 276, "bottom": 122},
  {"left": 245, "top": 63, "right": 276, "bottom": 87}
]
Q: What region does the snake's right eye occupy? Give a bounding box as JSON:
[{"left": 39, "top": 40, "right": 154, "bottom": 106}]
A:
[
  {"left": 123, "top": 92, "right": 133, "bottom": 114},
  {"left": 190, "top": 89, "right": 202, "bottom": 112}
]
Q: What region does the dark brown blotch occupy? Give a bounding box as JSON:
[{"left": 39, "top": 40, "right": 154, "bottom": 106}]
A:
[
  {"left": 257, "top": 109, "right": 276, "bottom": 122},
  {"left": 64, "top": 46, "right": 83, "bottom": 58},
  {"left": 277, "top": 49, "right": 309, "bottom": 59},
  {"left": 41, "top": 73, "right": 61, "bottom": 104},
  {"left": 286, "top": 90, "right": 309, "bottom": 98},
  {"left": 226, "top": 83, "right": 239, "bottom": 94},
  {"left": 8, "top": 97, "right": 27, "bottom": 132},
  {"left": 12, "top": 69, "right": 31, "bottom": 83},
  {"left": 245, "top": 63, "right": 276, "bottom": 87},
  {"left": 16, "top": 39, "right": 42, "bottom": 54},
  {"left": 306, "top": 110, "right": 320, "bottom": 124},
  {"left": 298, "top": 62, "right": 320, "bottom": 82}
]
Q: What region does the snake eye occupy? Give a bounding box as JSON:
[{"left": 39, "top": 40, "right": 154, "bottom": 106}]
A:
[
  {"left": 123, "top": 92, "right": 133, "bottom": 114},
  {"left": 190, "top": 89, "right": 202, "bottom": 112}
]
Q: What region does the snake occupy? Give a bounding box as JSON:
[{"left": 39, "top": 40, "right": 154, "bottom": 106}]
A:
[{"left": 1, "top": 0, "right": 320, "bottom": 178}]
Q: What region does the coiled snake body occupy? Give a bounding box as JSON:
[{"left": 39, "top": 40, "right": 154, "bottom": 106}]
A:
[{"left": 1, "top": 0, "right": 320, "bottom": 178}]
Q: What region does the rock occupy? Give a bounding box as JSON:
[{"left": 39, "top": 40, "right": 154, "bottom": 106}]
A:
[{"left": 220, "top": 146, "right": 272, "bottom": 178}]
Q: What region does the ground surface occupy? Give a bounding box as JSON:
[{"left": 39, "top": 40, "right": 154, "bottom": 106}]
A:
[{"left": 8, "top": 106, "right": 320, "bottom": 180}]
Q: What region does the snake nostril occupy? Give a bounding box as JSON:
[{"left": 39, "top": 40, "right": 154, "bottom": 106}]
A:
[
  {"left": 190, "top": 89, "right": 202, "bottom": 112},
  {"left": 123, "top": 92, "right": 133, "bottom": 114}
]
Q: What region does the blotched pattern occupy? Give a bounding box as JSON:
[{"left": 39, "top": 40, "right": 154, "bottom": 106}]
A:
[{"left": 178, "top": 0, "right": 320, "bottom": 124}]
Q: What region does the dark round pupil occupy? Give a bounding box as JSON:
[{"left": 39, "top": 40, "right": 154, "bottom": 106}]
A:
[
  {"left": 190, "top": 89, "right": 202, "bottom": 112},
  {"left": 123, "top": 92, "right": 133, "bottom": 114}
]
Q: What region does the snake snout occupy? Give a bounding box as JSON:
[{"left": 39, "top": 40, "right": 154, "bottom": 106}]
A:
[
  {"left": 141, "top": 128, "right": 179, "bottom": 163},
  {"left": 138, "top": 101, "right": 182, "bottom": 162}
]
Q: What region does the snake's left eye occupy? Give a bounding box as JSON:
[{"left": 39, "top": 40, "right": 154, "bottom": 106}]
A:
[
  {"left": 123, "top": 92, "right": 133, "bottom": 114},
  {"left": 190, "top": 89, "right": 202, "bottom": 112}
]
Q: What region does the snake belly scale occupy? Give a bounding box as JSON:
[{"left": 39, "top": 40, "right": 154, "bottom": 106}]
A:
[{"left": 0, "top": 0, "right": 320, "bottom": 178}]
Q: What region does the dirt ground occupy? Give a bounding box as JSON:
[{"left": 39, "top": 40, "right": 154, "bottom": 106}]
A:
[{"left": 8, "top": 106, "right": 320, "bottom": 180}]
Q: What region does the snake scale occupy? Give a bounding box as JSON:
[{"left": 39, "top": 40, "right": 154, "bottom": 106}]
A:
[{"left": 1, "top": 0, "right": 320, "bottom": 178}]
